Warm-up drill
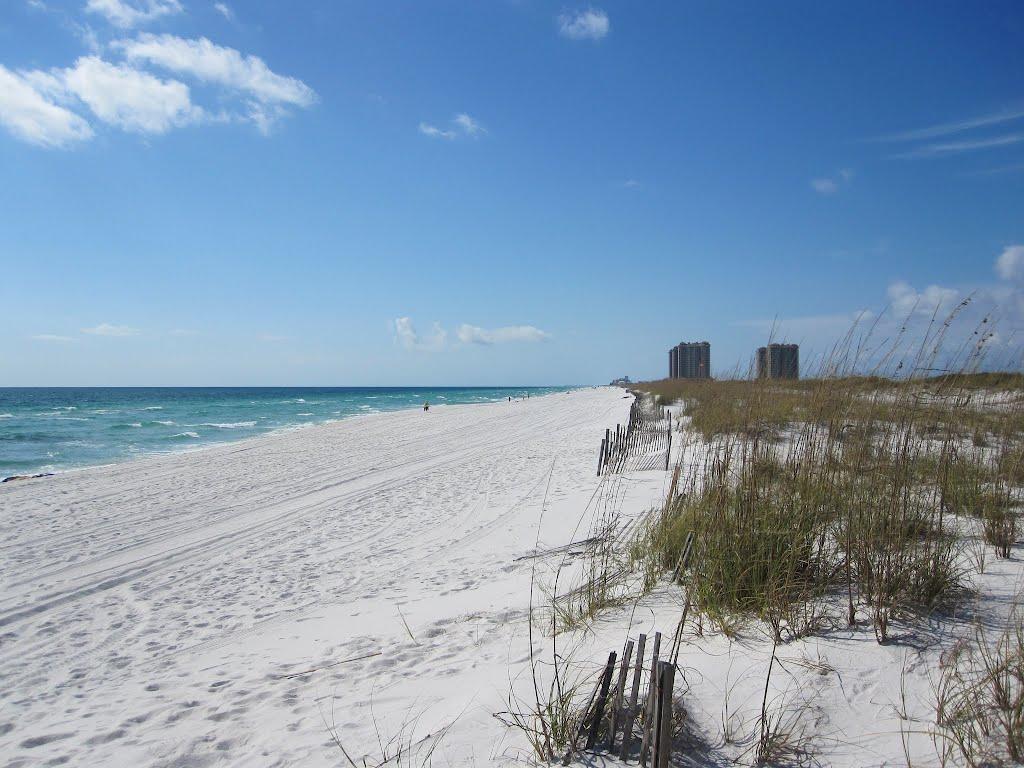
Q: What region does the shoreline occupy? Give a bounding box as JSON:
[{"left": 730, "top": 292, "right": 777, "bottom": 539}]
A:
[{"left": 0, "top": 386, "right": 585, "bottom": 484}]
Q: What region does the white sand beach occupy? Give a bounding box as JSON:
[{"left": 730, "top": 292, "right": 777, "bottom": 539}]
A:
[
  {"left": 0, "top": 388, "right": 663, "bottom": 766},
  {"left": 3, "top": 386, "right": 1023, "bottom": 768}
]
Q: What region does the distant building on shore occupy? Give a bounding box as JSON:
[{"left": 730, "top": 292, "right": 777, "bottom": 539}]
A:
[
  {"left": 756, "top": 343, "right": 799, "bottom": 380},
  {"left": 610, "top": 375, "right": 632, "bottom": 386},
  {"left": 668, "top": 341, "right": 711, "bottom": 379}
]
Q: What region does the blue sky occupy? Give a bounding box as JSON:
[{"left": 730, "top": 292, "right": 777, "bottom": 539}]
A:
[{"left": 1, "top": 1, "right": 1022, "bottom": 385}]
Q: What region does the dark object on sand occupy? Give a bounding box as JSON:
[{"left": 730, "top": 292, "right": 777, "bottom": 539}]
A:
[
  {"left": 2, "top": 473, "right": 54, "bottom": 483},
  {"left": 423, "top": 401, "right": 430, "bottom": 411}
]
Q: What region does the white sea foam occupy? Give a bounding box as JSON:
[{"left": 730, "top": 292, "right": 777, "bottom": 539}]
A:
[
  {"left": 153, "top": 420, "right": 175, "bottom": 426},
  {"left": 195, "top": 421, "right": 257, "bottom": 429},
  {"left": 296, "top": 412, "right": 313, "bottom": 416},
  {"left": 0, "top": 413, "right": 13, "bottom": 419},
  {"left": 171, "top": 431, "right": 200, "bottom": 438},
  {"left": 143, "top": 406, "right": 163, "bottom": 411}
]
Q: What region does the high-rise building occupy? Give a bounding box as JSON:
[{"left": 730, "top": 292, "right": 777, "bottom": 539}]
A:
[
  {"left": 668, "top": 341, "right": 711, "bottom": 379},
  {"left": 756, "top": 343, "right": 799, "bottom": 379}
]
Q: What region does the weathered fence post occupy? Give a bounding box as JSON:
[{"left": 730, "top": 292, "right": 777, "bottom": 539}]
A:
[
  {"left": 652, "top": 661, "right": 675, "bottom": 768},
  {"left": 620, "top": 633, "right": 647, "bottom": 759},
  {"left": 585, "top": 651, "right": 617, "bottom": 749},
  {"left": 639, "top": 632, "right": 662, "bottom": 766},
  {"left": 607, "top": 640, "right": 634, "bottom": 749}
]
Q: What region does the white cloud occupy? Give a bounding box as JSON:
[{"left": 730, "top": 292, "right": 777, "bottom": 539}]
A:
[
  {"left": 31, "top": 334, "right": 75, "bottom": 342},
  {"left": 456, "top": 324, "right": 550, "bottom": 345},
  {"left": 623, "top": 179, "right": 641, "bottom": 189},
  {"left": 418, "top": 122, "right": 455, "bottom": 140},
  {"left": 85, "top": 0, "right": 183, "bottom": 29},
  {"left": 419, "top": 113, "right": 484, "bottom": 140},
  {"left": 810, "top": 178, "right": 838, "bottom": 195},
  {"left": 213, "top": 2, "right": 232, "bottom": 20},
  {"left": 82, "top": 323, "right": 140, "bottom": 336},
  {"left": 0, "top": 65, "right": 94, "bottom": 148},
  {"left": 394, "top": 317, "right": 447, "bottom": 350},
  {"left": 558, "top": 8, "right": 610, "bottom": 40},
  {"left": 116, "top": 34, "right": 316, "bottom": 115},
  {"left": 811, "top": 168, "right": 853, "bottom": 195},
  {"left": 887, "top": 280, "right": 960, "bottom": 317},
  {"left": 453, "top": 113, "right": 484, "bottom": 136},
  {"left": 56, "top": 56, "right": 202, "bottom": 134},
  {"left": 996, "top": 245, "right": 1024, "bottom": 282}
]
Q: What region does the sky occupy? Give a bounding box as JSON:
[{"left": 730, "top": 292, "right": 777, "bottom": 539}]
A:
[{"left": 1, "top": 1, "right": 1023, "bottom": 386}]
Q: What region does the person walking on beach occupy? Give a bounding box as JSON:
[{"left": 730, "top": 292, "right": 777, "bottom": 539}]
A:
[{"left": 423, "top": 401, "right": 429, "bottom": 411}]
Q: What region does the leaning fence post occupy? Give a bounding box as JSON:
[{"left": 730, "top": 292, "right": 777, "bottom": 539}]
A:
[
  {"left": 585, "top": 651, "right": 617, "bottom": 749},
  {"left": 607, "top": 640, "right": 634, "bottom": 750},
  {"left": 598, "top": 437, "right": 607, "bottom": 476}
]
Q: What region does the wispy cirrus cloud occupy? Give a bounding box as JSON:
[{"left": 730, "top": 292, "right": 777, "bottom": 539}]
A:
[
  {"left": 558, "top": 8, "right": 609, "bottom": 41},
  {"left": 85, "top": 0, "right": 183, "bottom": 29},
  {"left": 418, "top": 122, "right": 455, "bottom": 140},
  {"left": 419, "top": 113, "right": 485, "bottom": 140},
  {"left": 213, "top": 2, "right": 232, "bottom": 21},
  {"left": 871, "top": 106, "right": 1024, "bottom": 143},
  {"left": 869, "top": 104, "right": 1024, "bottom": 165},
  {"left": 895, "top": 133, "right": 1024, "bottom": 159},
  {"left": 82, "top": 322, "right": 140, "bottom": 336}
]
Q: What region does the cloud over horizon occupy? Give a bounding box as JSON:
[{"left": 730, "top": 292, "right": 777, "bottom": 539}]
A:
[
  {"left": 82, "top": 323, "right": 141, "bottom": 337},
  {"left": 456, "top": 324, "right": 550, "bottom": 345},
  {"left": 394, "top": 318, "right": 550, "bottom": 349},
  {"left": 394, "top": 317, "right": 447, "bottom": 350}
]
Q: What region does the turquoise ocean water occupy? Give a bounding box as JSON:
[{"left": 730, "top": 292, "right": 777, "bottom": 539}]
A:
[{"left": 0, "top": 387, "right": 573, "bottom": 478}]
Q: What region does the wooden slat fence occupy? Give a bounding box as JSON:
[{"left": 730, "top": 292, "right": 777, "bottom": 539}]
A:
[{"left": 597, "top": 397, "right": 673, "bottom": 476}]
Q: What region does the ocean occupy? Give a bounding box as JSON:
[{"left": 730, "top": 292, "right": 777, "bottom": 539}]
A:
[{"left": 0, "top": 386, "right": 574, "bottom": 477}]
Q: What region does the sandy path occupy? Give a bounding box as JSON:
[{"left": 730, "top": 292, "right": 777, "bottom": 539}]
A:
[{"left": 0, "top": 387, "right": 651, "bottom": 767}]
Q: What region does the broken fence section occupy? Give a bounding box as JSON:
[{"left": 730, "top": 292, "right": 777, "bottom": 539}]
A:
[{"left": 562, "top": 631, "right": 675, "bottom": 765}]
